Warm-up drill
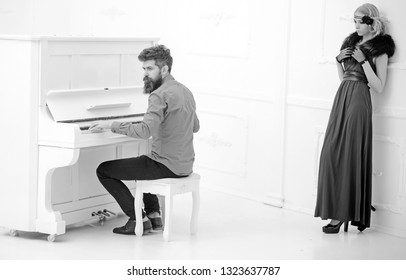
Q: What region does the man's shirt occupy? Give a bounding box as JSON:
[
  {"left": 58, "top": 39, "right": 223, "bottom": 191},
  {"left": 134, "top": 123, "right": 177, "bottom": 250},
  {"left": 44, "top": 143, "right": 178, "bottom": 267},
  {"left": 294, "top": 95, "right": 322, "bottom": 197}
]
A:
[{"left": 111, "top": 74, "right": 200, "bottom": 175}]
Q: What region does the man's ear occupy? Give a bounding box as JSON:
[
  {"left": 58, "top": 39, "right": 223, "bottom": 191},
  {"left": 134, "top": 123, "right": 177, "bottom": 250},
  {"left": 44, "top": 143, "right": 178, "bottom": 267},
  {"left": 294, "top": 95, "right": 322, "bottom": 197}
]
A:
[{"left": 161, "top": 65, "right": 169, "bottom": 76}]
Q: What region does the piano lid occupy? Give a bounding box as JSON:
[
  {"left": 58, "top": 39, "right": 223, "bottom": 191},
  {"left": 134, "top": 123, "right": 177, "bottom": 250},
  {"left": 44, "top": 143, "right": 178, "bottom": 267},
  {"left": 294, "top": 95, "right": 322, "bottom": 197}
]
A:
[{"left": 46, "top": 87, "right": 148, "bottom": 123}]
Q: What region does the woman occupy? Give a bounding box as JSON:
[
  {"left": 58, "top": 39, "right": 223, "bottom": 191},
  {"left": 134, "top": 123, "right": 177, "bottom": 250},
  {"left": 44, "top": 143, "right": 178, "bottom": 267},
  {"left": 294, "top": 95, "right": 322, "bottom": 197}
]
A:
[{"left": 314, "top": 3, "right": 395, "bottom": 233}]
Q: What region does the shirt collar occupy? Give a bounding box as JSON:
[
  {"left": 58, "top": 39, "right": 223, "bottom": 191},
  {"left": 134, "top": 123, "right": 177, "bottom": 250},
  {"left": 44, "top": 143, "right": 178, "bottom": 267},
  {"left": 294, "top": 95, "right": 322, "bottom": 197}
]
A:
[{"left": 162, "top": 73, "right": 174, "bottom": 84}]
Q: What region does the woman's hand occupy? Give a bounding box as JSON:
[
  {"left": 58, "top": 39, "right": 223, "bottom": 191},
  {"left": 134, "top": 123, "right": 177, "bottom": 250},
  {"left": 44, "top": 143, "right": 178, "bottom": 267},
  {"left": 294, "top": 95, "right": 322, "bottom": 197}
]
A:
[
  {"left": 336, "top": 47, "right": 354, "bottom": 63},
  {"left": 352, "top": 47, "right": 366, "bottom": 63}
]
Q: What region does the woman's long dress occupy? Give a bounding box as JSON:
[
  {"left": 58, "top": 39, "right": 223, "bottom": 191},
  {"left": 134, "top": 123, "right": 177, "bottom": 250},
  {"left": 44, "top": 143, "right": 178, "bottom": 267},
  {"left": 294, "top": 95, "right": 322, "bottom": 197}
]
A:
[{"left": 314, "top": 57, "right": 374, "bottom": 228}]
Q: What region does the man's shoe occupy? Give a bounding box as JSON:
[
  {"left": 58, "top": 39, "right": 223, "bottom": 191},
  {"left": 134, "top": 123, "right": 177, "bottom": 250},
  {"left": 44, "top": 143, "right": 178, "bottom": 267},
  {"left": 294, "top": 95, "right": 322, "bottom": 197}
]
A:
[
  {"left": 113, "top": 218, "right": 152, "bottom": 235},
  {"left": 147, "top": 212, "right": 163, "bottom": 230}
]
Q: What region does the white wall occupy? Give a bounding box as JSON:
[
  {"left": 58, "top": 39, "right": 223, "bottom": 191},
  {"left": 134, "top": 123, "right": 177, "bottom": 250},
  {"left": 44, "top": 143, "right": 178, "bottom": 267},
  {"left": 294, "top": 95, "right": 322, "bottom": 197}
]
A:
[
  {"left": 1, "top": 0, "right": 405, "bottom": 237},
  {"left": 159, "top": 0, "right": 289, "bottom": 207}
]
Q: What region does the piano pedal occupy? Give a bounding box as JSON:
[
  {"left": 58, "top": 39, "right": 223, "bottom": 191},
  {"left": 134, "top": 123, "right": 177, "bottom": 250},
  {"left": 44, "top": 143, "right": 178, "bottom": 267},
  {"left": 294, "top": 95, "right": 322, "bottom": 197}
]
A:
[
  {"left": 91, "top": 209, "right": 116, "bottom": 224},
  {"left": 103, "top": 209, "right": 116, "bottom": 216},
  {"left": 92, "top": 211, "right": 106, "bottom": 223},
  {"left": 98, "top": 210, "right": 110, "bottom": 217}
]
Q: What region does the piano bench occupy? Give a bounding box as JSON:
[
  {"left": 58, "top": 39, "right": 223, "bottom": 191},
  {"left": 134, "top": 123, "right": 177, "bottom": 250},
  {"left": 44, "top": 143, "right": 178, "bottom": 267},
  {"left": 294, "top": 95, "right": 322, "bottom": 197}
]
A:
[{"left": 134, "top": 173, "right": 200, "bottom": 241}]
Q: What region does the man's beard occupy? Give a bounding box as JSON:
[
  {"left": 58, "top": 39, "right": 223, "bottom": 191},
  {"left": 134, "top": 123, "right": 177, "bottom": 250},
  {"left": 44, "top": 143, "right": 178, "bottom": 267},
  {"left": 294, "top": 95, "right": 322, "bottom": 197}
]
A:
[{"left": 143, "top": 75, "right": 163, "bottom": 94}]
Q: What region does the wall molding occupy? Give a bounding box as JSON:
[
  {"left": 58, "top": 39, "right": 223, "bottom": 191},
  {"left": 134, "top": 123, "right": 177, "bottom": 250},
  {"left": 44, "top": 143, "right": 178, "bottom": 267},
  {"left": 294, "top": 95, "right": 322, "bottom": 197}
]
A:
[
  {"left": 195, "top": 87, "right": 274, "bottom": 104},
  {"left": 312, "top": 126, "right": 325, "bottom": 196},
  {"left": 373, "top": 135, "right": 406, "bottom": 215},
  {"left": 318, "top": 59, "right": 405, "bottom": 70},
  {"left": 388, "top": 62, "right": 406, "bottom": 70},
  {"left": 319, "top": 0, "right": 327, "bottom": 64},
  {"left": 288, "top": 95, "right": 406, "bottom": 120},
  {"left": 186, "top": 0, "right": 252, "bottom": 58},
  {"left": 194, "top": 110, "right": 249, "bottom": 177},
  {"left": 287, "top": 95, "right": 332, "bottom": 110},
  {"left": 373, "top": 106, "right": 406, "bottom": 120},
  {"left": 282, "top": 202, "right": 314, "bottom": 217}
]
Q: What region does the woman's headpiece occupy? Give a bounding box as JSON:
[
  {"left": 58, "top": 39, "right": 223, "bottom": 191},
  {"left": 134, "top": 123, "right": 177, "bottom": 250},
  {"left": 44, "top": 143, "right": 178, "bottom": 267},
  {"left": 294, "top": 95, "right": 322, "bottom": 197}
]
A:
[
  {"left": 354, "top": 15, "right": 374, "bottom": 25},
  {"left": 361, "top": 15, "right": 374, "bottom": 25}
]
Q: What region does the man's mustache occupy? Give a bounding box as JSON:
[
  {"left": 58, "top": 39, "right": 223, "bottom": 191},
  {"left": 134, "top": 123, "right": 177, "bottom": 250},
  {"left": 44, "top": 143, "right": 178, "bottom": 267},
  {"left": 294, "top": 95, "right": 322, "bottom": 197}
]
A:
[
  {"left": 143, "top": 76, "right": 154, "bottom": 94},
  {"left": 143, "top": 76, "right": 153, "bottom": 83}
]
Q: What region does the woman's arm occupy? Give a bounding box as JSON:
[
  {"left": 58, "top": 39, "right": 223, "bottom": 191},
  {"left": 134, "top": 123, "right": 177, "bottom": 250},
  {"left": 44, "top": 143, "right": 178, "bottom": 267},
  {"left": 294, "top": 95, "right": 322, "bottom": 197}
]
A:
[
  {"left": 352, "top": 47, "right": 389, "bottom": 94},
  {"left": 361, "top": 54, "right": 389, "bottom": 94},
  {"left": 335, "top": 47, "right": 353, "bottom": 81},
  {"left": 336, "top": 60, "right": 345, "bottom": 81}
]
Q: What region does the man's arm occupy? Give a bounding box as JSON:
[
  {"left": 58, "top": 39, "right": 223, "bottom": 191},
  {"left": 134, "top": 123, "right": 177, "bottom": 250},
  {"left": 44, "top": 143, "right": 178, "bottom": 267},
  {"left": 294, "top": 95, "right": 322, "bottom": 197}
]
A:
[{"left": 89, "top": 93, "right": 165, "bottom": 138}]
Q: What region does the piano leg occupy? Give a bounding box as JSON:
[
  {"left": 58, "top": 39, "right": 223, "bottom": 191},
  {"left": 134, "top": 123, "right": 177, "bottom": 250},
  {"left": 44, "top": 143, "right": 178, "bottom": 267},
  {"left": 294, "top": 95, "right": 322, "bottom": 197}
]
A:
[{"left": 36, "top": 146, "right": 80, "bottom": 236}]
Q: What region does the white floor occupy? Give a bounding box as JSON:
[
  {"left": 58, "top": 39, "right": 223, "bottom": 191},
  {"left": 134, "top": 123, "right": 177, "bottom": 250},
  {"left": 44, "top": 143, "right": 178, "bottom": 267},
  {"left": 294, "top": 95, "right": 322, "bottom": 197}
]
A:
[{"left": 1, "top": 188, "right": 406, "bottom": 260}]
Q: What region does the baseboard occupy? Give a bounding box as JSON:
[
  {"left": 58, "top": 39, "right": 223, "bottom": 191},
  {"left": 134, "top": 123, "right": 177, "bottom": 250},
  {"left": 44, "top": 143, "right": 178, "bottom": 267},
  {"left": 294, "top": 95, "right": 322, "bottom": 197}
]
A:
[
  {"left": 283, "top": 202, "right": 406, "bottom": 239},
  {"left": 372, "top": 224, "right": 406, "bottom": 239},
  {"left": 282, "top": 202, "right": 314, "bottom": 216}
]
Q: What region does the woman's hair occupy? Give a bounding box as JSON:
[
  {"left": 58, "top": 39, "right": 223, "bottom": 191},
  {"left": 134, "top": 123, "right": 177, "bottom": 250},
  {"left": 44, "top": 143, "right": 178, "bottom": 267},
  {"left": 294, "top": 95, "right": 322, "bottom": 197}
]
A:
[
  {"left": 138, "top": 45, "right": 173, "bottom": 73},
  {"left": 355, "top": 3, "right": 387, "bottom": 37}
]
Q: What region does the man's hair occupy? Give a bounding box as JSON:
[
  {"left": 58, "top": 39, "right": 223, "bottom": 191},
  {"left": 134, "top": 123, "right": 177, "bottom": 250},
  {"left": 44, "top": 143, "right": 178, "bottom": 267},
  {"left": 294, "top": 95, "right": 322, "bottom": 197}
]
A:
[{"left": 138, "top": 45, "right": 173, "bottom": 73}]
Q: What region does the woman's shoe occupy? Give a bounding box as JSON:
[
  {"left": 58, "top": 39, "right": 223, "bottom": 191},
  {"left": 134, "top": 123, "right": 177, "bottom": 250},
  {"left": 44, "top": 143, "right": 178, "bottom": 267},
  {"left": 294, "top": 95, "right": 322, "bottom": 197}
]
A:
[{"left": 322, "top": 221, "right": 349, "bottom": 234}]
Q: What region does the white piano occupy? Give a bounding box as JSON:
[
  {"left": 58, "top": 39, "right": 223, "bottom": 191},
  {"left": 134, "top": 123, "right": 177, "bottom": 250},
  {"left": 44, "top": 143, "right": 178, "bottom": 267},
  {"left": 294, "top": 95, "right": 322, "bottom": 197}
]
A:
[{"left": 0, "top": 35, "right": 157, "bottom": 241}]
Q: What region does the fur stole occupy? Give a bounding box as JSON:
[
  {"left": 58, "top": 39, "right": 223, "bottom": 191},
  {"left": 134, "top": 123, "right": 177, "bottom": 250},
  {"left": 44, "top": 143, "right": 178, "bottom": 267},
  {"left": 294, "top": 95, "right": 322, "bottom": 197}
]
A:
[{"left": 340, "top": 32, "right": 395, "bottom": 58}]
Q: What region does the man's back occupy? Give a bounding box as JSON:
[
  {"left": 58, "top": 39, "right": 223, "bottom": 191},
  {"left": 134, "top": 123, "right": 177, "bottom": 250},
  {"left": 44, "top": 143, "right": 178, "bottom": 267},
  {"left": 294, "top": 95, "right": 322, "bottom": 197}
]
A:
[{"left": 146, "top": 75, "right": 199, "bottom": 175}]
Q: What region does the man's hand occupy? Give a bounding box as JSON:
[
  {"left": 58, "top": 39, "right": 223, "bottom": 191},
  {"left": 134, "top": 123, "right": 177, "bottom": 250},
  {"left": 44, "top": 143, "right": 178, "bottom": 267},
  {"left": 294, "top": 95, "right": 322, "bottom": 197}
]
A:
[{"left": 89, "top": 121, "right": 112, "bottom": 133}]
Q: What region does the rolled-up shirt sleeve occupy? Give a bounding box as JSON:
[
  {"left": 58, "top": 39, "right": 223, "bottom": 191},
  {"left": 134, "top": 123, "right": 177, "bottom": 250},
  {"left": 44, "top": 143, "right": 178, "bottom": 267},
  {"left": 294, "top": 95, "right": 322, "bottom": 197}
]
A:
[{"left": 110, "top": 92, "right": 166, "bottom": 139}]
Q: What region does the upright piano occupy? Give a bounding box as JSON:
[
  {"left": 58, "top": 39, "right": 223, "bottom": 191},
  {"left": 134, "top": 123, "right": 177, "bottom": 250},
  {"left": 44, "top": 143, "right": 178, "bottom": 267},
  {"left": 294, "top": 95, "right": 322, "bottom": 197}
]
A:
[{"left": 0, "top": 35, "right": 157, "bottom": 241}]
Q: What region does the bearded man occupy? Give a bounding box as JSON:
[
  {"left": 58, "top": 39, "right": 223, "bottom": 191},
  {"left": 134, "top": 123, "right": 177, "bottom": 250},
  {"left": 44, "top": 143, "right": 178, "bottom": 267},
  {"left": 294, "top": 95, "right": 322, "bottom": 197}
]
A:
[{"left": 89, "top": 45, "right": 200, "bottom": 235}]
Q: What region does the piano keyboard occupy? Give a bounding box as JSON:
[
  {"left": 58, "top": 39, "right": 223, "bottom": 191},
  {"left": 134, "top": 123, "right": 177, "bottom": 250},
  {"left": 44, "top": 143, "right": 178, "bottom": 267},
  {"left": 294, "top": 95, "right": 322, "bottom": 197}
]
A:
[
  {"left": 58, "top": 114, "right": 144, "bottom": 133},
  {"left": 80, "top": 121, "right": 142, "bottom": 134}
]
